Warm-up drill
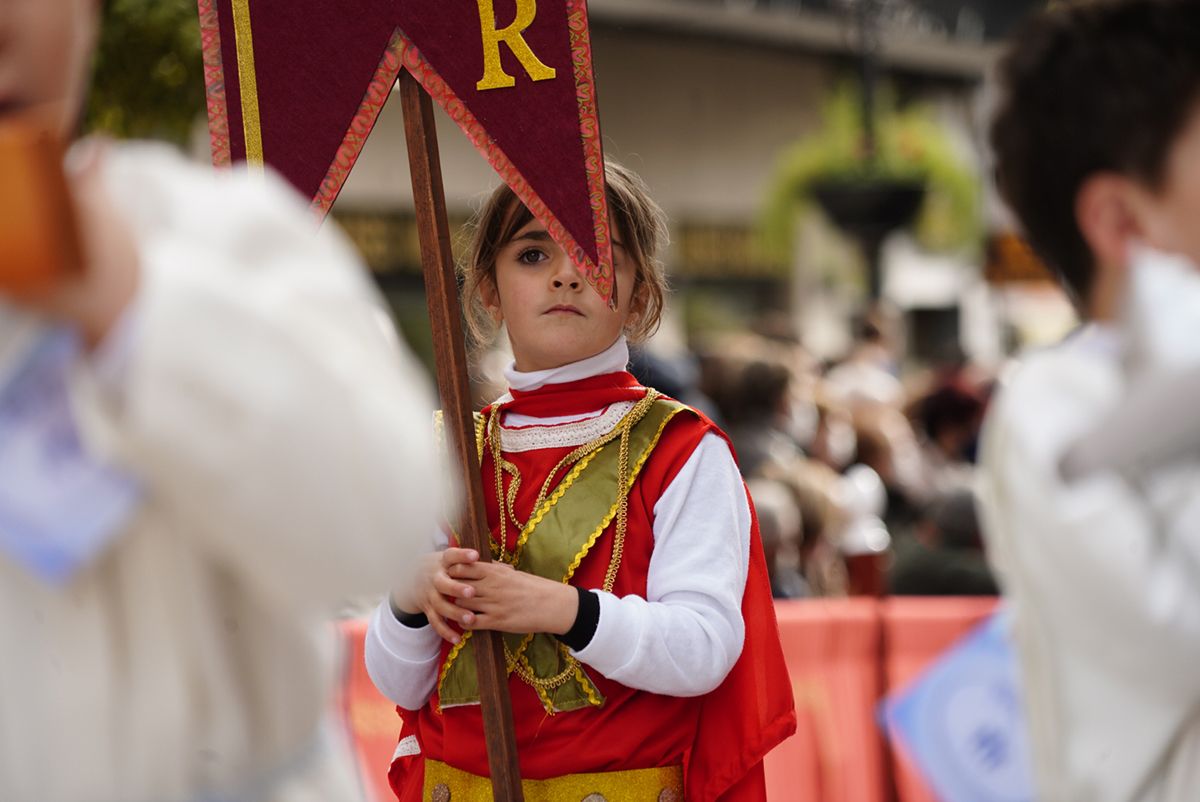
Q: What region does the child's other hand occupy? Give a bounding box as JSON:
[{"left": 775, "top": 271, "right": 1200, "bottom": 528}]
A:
[
  {"left": 391, "top": 547, "right": 481, "bottom": 644},
  {"left": 450, "top": 562, "right": 579, "bottom": 636}
]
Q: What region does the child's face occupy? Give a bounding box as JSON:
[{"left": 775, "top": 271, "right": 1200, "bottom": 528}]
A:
[
  {"left": 1135, "top": 103, "right": 1200, "bottom": 269},
  {"left": 483, "top": 219, "right": 639, "bottom": 372},
  {"left": 0, "top": 0, "right": 99, "bottom": 137}
]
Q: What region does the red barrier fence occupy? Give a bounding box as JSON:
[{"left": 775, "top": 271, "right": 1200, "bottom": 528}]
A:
[
  {"left": 339, "top": 596, "right": 998, "bottom": 802},
  {"left": 337, "top": 618, "right": 408, "bottom": 802},
  {"left": 763, "top": 599, "right": 886, "bottom": 802}
]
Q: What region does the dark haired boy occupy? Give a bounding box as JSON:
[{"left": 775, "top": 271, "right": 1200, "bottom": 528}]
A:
[{"left": 979, "top": 1, "right": 1200, "bottom": 800}]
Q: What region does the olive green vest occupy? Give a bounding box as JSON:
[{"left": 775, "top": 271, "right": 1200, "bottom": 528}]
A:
[{"left": 438, "top": 397, "right": 687, "bottom": 714}]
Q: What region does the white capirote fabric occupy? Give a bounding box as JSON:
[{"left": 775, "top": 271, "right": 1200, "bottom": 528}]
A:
[
  {"left": 365, "top": 337, "right": 751, "bottom": 709},
  {"left": 0, "top": 143, "right": 440, "bottom": 802},
  {"left": 978, "top": 246, "right": 1200, "bottom": 802}
]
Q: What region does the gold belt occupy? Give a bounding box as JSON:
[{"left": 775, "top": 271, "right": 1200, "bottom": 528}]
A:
[{"left": 423, "top": 759, "right": 684, "bottom": 802}]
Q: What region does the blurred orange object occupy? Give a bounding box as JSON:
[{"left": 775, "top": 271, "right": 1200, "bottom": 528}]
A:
[{"left": 0, "top": 119, "right": 82, "bottom": 296}]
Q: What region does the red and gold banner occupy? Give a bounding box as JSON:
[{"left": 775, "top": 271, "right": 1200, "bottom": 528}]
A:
[{"left": 198, "top": 0, "right": 615, "bottom": 302}]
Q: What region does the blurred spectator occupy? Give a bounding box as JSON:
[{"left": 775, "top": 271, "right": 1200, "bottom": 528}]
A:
[
  {"left": 851, "top": 404, "right": 927, "bottom": 538},
  {"left": 806, "top": 383, "right": 858, "bottom": 472},
  {"left": 913, "top": 377, "right": 988, "bottom": 495},
  {"left": 889, "top": 489, "right": 999, "bottom": 596},
  {"left": 836, "top": 464, "right": 893, "bottom": 596},
  {"left": 824, "top": 307, "right": 905, "bottom": 411},
  {"left": 628, "top": 343, "right": 723, "bottom": 424},
  {"left": 918, "top": 380, "right": 986, "bottom": 465},
  {"left": 763, "top": 458, "right": 849, "bottom": 598},
  {"left": 747, "top": 477, "right": 810, "bottom": 599},
  {"left": 699, "top": 336, "right": 804, "bottom": 476}
]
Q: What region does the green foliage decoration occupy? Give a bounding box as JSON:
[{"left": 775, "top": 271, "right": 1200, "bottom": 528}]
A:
[
  {"left": 763, "top": 84, "right": 981, "bottom": 259},
  {"left": 84, "top": 0, "right": 206, "bottom": 145}
]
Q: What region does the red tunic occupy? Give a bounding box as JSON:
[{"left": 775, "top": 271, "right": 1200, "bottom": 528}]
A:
[{"left": 388, "top": 374, "right": 795, "bottom": 801}]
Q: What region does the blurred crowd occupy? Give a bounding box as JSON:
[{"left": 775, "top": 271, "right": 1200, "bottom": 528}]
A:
[{"left": 630, "top": 305, "right": 1000, "bottom": 601}]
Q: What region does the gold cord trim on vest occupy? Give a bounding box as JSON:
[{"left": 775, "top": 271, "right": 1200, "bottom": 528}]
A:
[
  {"left": 436, "top": 395, "right": 690, "bottom": 714},
  {"left": 488, "top": 390, "right": 662, "bottom": 567},
  {"left": 496, "top": 393, "right": 672, "bottom": 682}
]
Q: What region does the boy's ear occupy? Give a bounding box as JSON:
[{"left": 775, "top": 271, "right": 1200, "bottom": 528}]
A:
[
  {"left": 1076, "top": 172, "right": 1145, "bottom": 271},
  {"left": 479, "top": 275, "right": 502, "bottom": 323}
]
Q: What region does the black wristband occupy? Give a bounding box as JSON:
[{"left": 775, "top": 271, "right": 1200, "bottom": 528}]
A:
[
  {"left": 556, "top": 586, "right": 600, "bottom": 651},
  {"left": 389, "top": 597, "right": 429, "bottom": 629}
]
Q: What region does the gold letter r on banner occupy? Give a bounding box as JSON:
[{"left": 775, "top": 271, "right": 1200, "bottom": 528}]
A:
[{"left": 476, "top": 0, "right": 558, "bottom": 91}]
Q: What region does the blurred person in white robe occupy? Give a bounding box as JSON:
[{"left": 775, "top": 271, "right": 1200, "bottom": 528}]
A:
[{"left": 0, "top": 1, "right": 439, "bottom": 800}]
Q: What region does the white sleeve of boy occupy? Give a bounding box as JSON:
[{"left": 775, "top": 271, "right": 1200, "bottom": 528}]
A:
[
  {"left": 979, "top": 347, "right": 1200, "bottom": 679},
  {"left": 364, "top": 600, "right": 443, "bottom": 710},
  {"left": 66, "top": 148, "right": 442, "bottom": 613},
  {"left": 571, "top": 432, "right": 750, "bottom": 696}
]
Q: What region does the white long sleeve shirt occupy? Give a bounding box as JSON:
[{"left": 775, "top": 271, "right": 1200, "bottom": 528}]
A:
[
  {"left": 366, "top": 337, "right": 752, "bottom": 711},
  {"left": 979, "top": 251, "right": 1200, "bottom": 802},
  {"left": 0, "top": 144, "right": 439, "bottom": 802}
]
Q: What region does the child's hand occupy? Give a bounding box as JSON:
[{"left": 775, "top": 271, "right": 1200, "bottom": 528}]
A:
[
  {"left": 390, "top": 547, "right": 481, "bottom": 644},
  {"left": 450, "top": 562, "right": 579, "bottom": 636}
]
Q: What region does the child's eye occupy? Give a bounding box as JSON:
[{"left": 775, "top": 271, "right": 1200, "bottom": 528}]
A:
[{"left": 516, "top": 248, "right": 548, "bottom": 265}]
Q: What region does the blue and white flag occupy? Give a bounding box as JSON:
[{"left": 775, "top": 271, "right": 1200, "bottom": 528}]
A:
[
  {"left": 881, "top": 610, "right": 1035, "bottom": 802},
  {"left": 0, "top": 326, "right": 141, "bottom": 582}
]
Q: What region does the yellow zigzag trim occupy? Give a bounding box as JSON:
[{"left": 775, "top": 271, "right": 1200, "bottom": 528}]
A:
[
  {"left": 437, "top": 400, "right": 685, "bottom": 710},
  {"left": 435, "top": 631, "right": 472, "bottom": 714},
  {"left": 504, "top": 403, "right": 682, "bottom": 674},
  {"left": 525, "top": 653, "right": 557, "bottom": 714},
  {"left": 506, "top": 632, "right": 536, "bottom": 673},
  {"left": 500, "top": 447, "right": 602, "bottom": 673},
  {"left": 512, "top": 449, "right": 600, "bottom": 557},
  {"left": 475, "top": 411, "right": 486, "bottom": 461},
  {"left": 562, "top": 406, "right": 684, "bottom": 585},
  {"left": 575, "top": 662, "right": 604, "bottom": 708},
  {"left": 438, "top": 409, "right": 596, "bottom": 705}
]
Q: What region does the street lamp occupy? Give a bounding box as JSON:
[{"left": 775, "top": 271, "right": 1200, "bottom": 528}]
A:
[{"left": 812, "top": 0, "right": 927, "bottom": 300}]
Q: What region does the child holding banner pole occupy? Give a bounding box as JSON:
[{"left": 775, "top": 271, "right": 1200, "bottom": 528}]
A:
[{"left": 365, "top": 162, "right": 795, "bottom": 801}]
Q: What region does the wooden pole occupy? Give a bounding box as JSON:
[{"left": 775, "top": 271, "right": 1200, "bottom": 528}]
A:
[{"left": 398, "top": 67, "right": 525, "bottom": 801}]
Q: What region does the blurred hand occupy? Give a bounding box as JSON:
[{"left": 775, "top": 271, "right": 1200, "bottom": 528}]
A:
[{"left": 391, "top": 547, "right": 482, "bottom": 644}]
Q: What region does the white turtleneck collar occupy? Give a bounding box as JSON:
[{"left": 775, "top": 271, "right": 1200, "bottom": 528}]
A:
[{"left": 503, "top": 336, "right": 630, "bottom": 393}]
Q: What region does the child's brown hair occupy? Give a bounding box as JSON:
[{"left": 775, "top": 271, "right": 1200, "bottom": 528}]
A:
[{"left": 461, "top": 161, "right": 669, "bottom": 345}]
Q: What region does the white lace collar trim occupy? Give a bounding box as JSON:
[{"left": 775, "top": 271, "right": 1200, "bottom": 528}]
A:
[{"left": 497, "top": 400, "right": 639, "bottom": 452}]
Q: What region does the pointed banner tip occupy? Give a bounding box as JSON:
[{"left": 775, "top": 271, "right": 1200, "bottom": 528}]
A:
[
  {"left": 198, "top": 0, "right": 614, "bottom": 304},
  {"left": 394, "top": 1, "right": 614, "bottom": 305}
]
